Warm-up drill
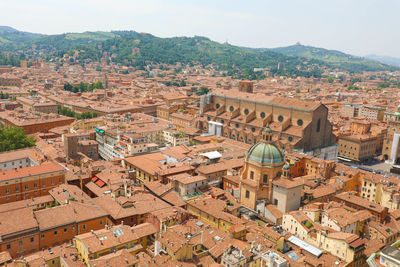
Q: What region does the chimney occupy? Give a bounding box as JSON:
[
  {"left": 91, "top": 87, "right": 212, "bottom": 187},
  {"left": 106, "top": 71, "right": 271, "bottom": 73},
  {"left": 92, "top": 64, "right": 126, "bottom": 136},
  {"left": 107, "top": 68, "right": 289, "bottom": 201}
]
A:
[{"left": 121, "top": 220, "right": 124, "bottom": 226}]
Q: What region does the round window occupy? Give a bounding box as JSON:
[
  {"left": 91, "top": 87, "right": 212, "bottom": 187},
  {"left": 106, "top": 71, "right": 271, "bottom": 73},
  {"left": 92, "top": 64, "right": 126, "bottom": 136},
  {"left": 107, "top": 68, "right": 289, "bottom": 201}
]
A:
[
  {"left": 229, "top": 106, "right": 234, "bottom": 112},
  {"left": 278, "top": 115, "right": 284, "bottom": 122},
  {"left": 251, "top": 127, "right": 256, "bottom": 132},
  {"left": 244, "top": 109, "right": 249, "bottom": 115},
  {"left": 297, "top": 119, "right": 303, "bottom": 126},
  {"left": 216, "top": 103, "right": 220, "bottom": 109},
  {"left": 288, "top": 136, "right": 293, "bottom": 142},
  {"left": 260, "top": 112, "right": 265, "bottom": 118}
]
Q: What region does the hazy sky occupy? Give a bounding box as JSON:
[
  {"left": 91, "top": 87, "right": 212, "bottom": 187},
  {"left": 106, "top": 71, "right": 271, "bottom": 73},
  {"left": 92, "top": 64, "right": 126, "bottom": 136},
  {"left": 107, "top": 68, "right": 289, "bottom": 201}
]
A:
[{"left": 1, "top": 0, "right": 399, "bottom": 57}]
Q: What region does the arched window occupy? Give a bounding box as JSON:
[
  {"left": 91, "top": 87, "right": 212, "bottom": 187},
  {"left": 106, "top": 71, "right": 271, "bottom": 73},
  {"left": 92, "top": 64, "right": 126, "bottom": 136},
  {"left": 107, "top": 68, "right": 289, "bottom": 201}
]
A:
[
  {"left": 216, "top": 103, "right": 220, "bottom": 109},
  {"left": 317, "top": 119, "right": 321, "bottom": 132}
]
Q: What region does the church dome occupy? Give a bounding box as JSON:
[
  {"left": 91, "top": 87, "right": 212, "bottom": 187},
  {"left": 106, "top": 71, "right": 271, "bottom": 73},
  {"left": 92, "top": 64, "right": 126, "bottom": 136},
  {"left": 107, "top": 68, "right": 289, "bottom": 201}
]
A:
[{"left": 246, "top": 142, "right": 284, "bottom": 165}]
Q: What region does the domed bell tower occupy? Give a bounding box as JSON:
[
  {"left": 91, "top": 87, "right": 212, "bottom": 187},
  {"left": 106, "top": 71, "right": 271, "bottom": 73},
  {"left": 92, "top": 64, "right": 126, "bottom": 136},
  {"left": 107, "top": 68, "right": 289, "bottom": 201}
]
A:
[
  {"left": 282, "top": 162, "right": 290, "bottom": 179},
  {"left": 262, "top": 124, "right": 273, "bottom": 142}
]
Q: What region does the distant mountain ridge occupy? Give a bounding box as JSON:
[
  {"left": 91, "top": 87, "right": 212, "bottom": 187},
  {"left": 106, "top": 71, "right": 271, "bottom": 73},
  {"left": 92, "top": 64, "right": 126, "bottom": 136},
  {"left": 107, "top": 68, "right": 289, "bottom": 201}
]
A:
[
  {"left": 365, "top": 54, "right": 400, "bottom": 67},
  {"left": 0, "top": 26, "right": 44, "bottom": 48},
  {"left": 0, "top": 26, "right": 19, "bottom": 32},
  {"left": 267, "top": 44, "right": 395, "bottom": 72},
  {"left": 0, "top": 26, "right": 398, "bottom": 75}
]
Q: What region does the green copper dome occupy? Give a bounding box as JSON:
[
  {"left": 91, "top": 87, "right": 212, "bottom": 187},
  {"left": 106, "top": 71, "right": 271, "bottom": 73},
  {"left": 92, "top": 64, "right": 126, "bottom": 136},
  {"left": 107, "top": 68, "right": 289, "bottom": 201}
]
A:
[{"left": 247, "top": 142, "right": 284, "bottom": 165}]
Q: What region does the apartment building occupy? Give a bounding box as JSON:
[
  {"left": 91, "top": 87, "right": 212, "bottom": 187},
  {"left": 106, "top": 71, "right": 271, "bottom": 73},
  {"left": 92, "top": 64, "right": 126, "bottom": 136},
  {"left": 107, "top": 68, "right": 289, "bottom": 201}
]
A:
[
  {"left": 283, "top": 211, "right": 366, "bottom": 266},
  {"left": 74, "top": 223, "right": 157, "bottom": 266},
  {"left": 337, "top": 134, "right": 377, "bottom": 163},
  {"left": 0, "top": 109, "right": 75, "bottom": 134},
  {"left": 0, "top": 74, "right": 22, "bottom": 87},
  {"left": 16, "top": 96, "right": 58, "bottom": 114},
  {"left": 34, "top": 201, "right": 108, "bottom": 250},
  {"left": 0, "top": 208, "right": 39, "bottom": 258},
  {"left": 360, "top": 105, "right": 385, "bottom": 121},
  {"left": 341, "top": 103, "right": 360, "bottom": 118},
  {"left": 333, "top": 192, "right": 388, "bottom": 222},
  {"left": 0, "top": 162, "right": 66, "bottom": 204},
  {"left": 0, "top": 147, "right": 43, "bottom": 171},
  {"left": 163, "top": 129, "right": 189, "bottom": 147},
  {"left": 186, "top": 196, "right": 246, "bottom": 239}
]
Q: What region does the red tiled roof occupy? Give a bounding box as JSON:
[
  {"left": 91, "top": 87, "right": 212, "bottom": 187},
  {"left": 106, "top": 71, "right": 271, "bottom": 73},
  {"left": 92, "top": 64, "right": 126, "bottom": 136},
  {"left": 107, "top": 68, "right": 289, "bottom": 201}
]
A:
[
  {"left": 95, "top": 179, "right": 106, "bottom": 188},
  {"left": 349, "top": 238, "right": 365, "bottom": 248},
  {"left": 0, "top": 162, "right": 65, "bottom": 181}
]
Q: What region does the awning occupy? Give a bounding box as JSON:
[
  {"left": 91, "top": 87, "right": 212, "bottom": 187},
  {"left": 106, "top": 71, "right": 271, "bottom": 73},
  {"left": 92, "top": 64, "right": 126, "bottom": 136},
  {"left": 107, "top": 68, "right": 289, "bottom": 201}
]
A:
[
  {"left": 288, "top": 235, "right": 322, "bottom": 257},
  {"left": 349, "top": 238, "right": 365, "bottom": 248},
  {"left": 200, "top": 151, "right": 222, "bottom": 160},
  {"left": 337, "top": 156, "right": 352, "bottom": 162},
  {"left": 95, "top": 179, "right": 106, "bottom": 188}
]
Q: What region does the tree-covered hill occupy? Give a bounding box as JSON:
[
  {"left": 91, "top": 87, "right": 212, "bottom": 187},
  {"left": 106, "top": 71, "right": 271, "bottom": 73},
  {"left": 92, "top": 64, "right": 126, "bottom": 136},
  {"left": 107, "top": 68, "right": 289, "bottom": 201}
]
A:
[
  {"left": 0, "top": 26, "right": 43, "bottom": 49},
  {"left": 268, "top": 44, "right": 398, "bottom": 72},
  {"left": 0, "top": 27, "right": 398, "bottom": 76},
  {"left": 74, "top": 31, "right": 324, "bottom": 77},
  {"left": 25, "top": 31, "right": 118, "bottom": 51}
]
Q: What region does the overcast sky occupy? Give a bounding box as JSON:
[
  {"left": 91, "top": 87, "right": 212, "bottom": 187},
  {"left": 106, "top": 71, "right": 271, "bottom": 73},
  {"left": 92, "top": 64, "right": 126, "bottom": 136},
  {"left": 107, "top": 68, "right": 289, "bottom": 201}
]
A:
[{"left": 1, "top": 0, "right": 399, "bottom": 57}]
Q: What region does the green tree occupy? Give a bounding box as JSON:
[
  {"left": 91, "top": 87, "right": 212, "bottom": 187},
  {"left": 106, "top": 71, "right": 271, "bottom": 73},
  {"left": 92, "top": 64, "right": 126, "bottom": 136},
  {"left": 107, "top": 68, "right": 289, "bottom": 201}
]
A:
[
  {"left": 63, "top": 81, "right": 104, "bottom": 93},
  {"left": 327, "top": 77, "right": 334, "bottom": 83},
  {"left": 0, "top": 127, "right": 36, "bottom": 152},
  {"left": 196, "top": 86, "right": 209, "bottom": 96}
]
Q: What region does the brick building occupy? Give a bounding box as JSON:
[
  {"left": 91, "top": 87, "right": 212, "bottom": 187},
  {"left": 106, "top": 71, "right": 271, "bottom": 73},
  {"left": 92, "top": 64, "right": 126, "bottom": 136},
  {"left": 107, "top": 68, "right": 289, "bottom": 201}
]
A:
[
  {"left": 0, "top": 74, "right": 22, "bottom": 87},
  {"left": 0, "top": 162, "right": 66, "bottom": 204},
  {"left": 0, "top": 109, "right": 75, "bottom": 134},
  {"left": 16, "top": 96, "right": 58, "bottom": 114}
]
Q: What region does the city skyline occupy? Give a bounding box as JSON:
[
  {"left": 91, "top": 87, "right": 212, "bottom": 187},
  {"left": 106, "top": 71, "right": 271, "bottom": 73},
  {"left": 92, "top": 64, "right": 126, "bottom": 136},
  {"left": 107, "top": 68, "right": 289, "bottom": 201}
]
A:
[{"left": 1, "top": 0, "right": 399, "bottom": 58}]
